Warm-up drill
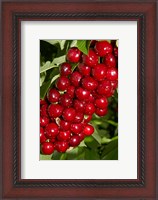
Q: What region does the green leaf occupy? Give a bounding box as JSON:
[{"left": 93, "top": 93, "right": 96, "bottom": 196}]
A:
[
  {"left": 77, "top": 40, "right": 91, "bottom": 55},
  {"left": 40, "top": 154, "right": 52, "bottom": 160},
  {"left": 85, "top": 149, "right": 100, "bottom": 160},
  {"left": 79, "top": 140, "right": 87, "bottom": 147},
  {"left": 40, "top": 80, "right": 52, "bottom": 99},
  {"left": 40, "top": 61, "right": 58, "bottom": 73},
  {"left": 92, "top": 128, "right": 102, "bottom": 144},
  {"left": 102, "top": 148, "right": 118, "bottom": 160},
  {"left": 52, "top": 55, "right": 66, "bottom": 65},
  {"left": 40, "top": 72, "right": 46, "bottom": 87},
  {"left": 70, "top": 40, "right": 77, "bottom": 47}
]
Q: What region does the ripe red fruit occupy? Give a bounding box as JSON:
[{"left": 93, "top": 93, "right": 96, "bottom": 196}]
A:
[
  {"left": 45, "top": 123, "right": 59, "bottom": 139},
  {"left": 56, "top": 76, "right": 70, "bottom": 91},
  {"left": 73, "top": 112, "right": 84, "bottom": 123},
  {"left": 40, "top": 104, "right": 49, "bottom": 117},
  {"left": 104, "top": 53, "right": 116, "bottom": 68},
  {"left": 70, "top": 123, "right": 83, "bottom": 134},
  {"left": 59, "top": 120, "right": 71, "bottom": 131},
  {"left": 60, "top": 62, "right": 72, "bottom": 76},
  {"left": 95, "top": 41, "right": 113, "bottom": 56},
  {"left": 92, "top": 64, "right": 107, "bottom": 81},
  {"left": 82, "top": 77, "right": 98, "bottom": 91},
  {"left": 95, "top": 97, "right": 108, "bottom": 109},
  {"left": 40, "top": 116, "right": 50, "bottom": 127},
  {"left": 57, "top": 130, "right": 71, "bottom": 141},
  {"left": 70, "top": 71, "right": 82, "bottom": 87},
  {"left": 55, "top": 141, "right": 69, "bottom": 152},
  {"left": 96, "top": 80, "right": 112, "bottom": 96},
  {"left": 62, "top": 107, "right": 76, "bottom": 122},
  {"left": 82, "top": 49, "right": 98, "bottom": 67},
  {"left": 106, "top": 67, "right": 118, "bottom": 81},
  {"left": 40, "top": 99, "right": 47, "bottom": 105},
  {"left": 66, "top": 85, "right": 75, "bottom": 98},
  {"left": 69, "top": 135, "right": 81, "bottom": 147},
  {"left": 78, "top": 132, "right": 85, "bottom": 141},
  {"left": 84, "top": 103, "right": 95, "bottom": 115},
  {"left": 41, "top": 142, "right": 54, "bottom": 155},
  {"left": 59, "top": 93, "right": 73, "bottom": 108},
  {"left": 40, "top": 127, "right": 47, "bottom": 143},
  {"left": 47, "top": 88, "right": 60, "bottom": 103},
  {"left": 82, "top": 124, "right": 94, "bottom": 136},
  {"left": 48, "top": 104, "right": 63, "bottom": 118},
  {"left": 73, "top": 99, "right": 85, "bottom": 113},
  {"left": 75, "top": 87, "right": 90, "bottom": 100},
  {"left": 78, "top": 63, "right": 91, "bottom": 76},
  {"left": 67, "top": 47, "right": 82, "bottom": 63},
  {"left": 95, "top": 107, "right": 108, "bottom": 116},
  {"left": 83, "top": 115, "right": 92, "bottom": 123},
  {"left": 111, "top": 80, "right": 118, "bottom": 90}
]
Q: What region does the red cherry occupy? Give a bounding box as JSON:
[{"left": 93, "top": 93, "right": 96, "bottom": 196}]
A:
[
  {"left": 95, "top": 107, "right": 108, "bottom": 116},
  {"left": 83, "top": 115, "right": 92, "bottom": 123},
  {"left": 40, "top": 127, "right": 47, "bottom": 143},
  {"left": 56, "top": 76, "right": 70, "bottom": 91},
  {"left": 60, "top": 62, "right": 72, "bottom": 76},
  {"left": 40, "top": 116, "right": 50, "bottom": 127},
  {"left": 40, "top": 104, "right": 49, "bottom": 117},
  {"left": 70, "top": 71, "right": 82, "bottom": 87},
  {"left": 111, "top": 80, "right": 118, "bottom": 90},
  {"left": 82, "top": 77, "right": 98, "bottom": 91},
  {"left": 73, "top": 100, "right": 85, "bottom": 113},
  {"left": 82, "top": 49, "right": 98, "bottom": 67},
  {"left": 62, "top": 108, "right": 76, "bottom": 122},
  {"left": 67, "top": 47, "right": 82, "bottom": 63},
  {"left": 41, "top": 142, "right": 54, "bottom": 155},
  {"left": 92, "top": 64, "right": 107, "bottom": 81},
  {"left": 106, "top": 67, "right": 118, "bottom": 81},
  {"left": 96, "top": 80, "right": 112, "bottom": 96},
  {"left": 82, "top": 124, "right": 94, "bottom": 136},
  {"left": 70, "top": 123, "right": 83, "bottom": 134},
  {"left": 78, "top": 63, "right": 91, "bottom": 76},
  {"left": 40, "top": 98, "right": 47, "bottom": 105},
  {"left": 66, "top": 85, "right": 75, "bottom": 98},
  {"left": 73, "top": 112, "right": 84, "bottom": 123},
  {"left": 75, "top": 87, "right": 90, "bottom": 100},
  {"left": 55, "top": 141, "right": 69, "bottom": 152},
  {"left": 48, "top": 104, "right": 63, "bottom": 118},
  {"left": 104, "top": 53, "right": 116, "bottom": 68},
  {"left": 69, "top": 135, "right": 81, "bottom": 147},
  {"left": 59, "top": 120, "right": 71, "bottom": 131},
  {"left": 57, "top": 130, "right": 71, "bottom": 141},
  {"left": 47, "top": 88, "right": 60, "bottom": 103},
  {"left": 78, "top": 132, "right": 85, "bottom": 141},
  {"left": 59, "top": 93, "right": 73, "bottom": 108},
  {"left": 95, "top": 97, "right": 108, "bottom": 109},
  {"left": 84, "top": 103, "right": 95, "bottom": 115},
  {"left": 45, "top": 123, "right": 59, "bottom": 139},
  {"left": 85, "top": 93, "right": 95, "bottom": 103},
  {"left": 95, "top": 41, "right": 113, "bottom": 56}
]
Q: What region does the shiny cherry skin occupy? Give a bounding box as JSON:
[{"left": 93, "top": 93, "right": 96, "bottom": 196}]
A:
[
  {"left": 60, "top": 62, "right": 72, "bottom": 76},
  {"left": 59, "top": 93, "right": 73, "bottom": 108},
  {"left": 55, "top": 141, "right": 69, "bottom": 152},
  {"left": 56, "top": 76, "right": 70, "bottom": 91},
  {"left": 70, "top": 123, "right": 83, "bottom": 134},
  {"left": 69, "top": 135, "right": 81, "bottom": 147},
  {"left": 92, "top": 64, "right": 107, "bottom": 81},
  {"left": 45, "top": 123, "right": 59, "bottom": 139},
  {"left": 82, "top": 124, "right": 94, "bottom": 136},
  {"left": 48, "top": 104, "right": 63, "bottom": 118},
  {"left": 95, "top": 41, "right": 113, "bottom": 57},
  {"left": 75, "top": 87, "right": 90, "bottom": 100},
  {"left": 41, "top": 142, "right": 54, "bottom": 155},
  {"left": 73, "top": 99, "right": 85, "bottom": 113},
  {"left": 95, "top": 107, "right": 108, "bottom": 116},
  {"left": 96, "top": 80, "right": 112, "bottom": 96},
  {"left": 83, "top": 115, "right": 92, "bottom": 123},
  {"left": 104, "top": 53, "right": 116, "bottom": 68},
  {"left": 59, "top": 120, "right": 71, "bottom": 131},
  {"left": 40, "top": 127, "right": 47, "bottom": 143},
  {"left": 95, "top": 97, "right": 108, "bottom": 109},
  {"left": 78, "top": 63, "right": 91, "bottom": 76},
  {"left": 70, "top": 71, "right": 82, "bottom": 87},
  {"left": 85, "top": 93, "right": 95, "bottom": 103},
  {"left": 57, "top": 130, "right": 71, "bottom": 141},
  {"left": 47, "top": 88, "right": 60, "bottom": 103},
  {"left": 111, "top": 80, "right": 118, "bottom": 90},
  {"left": 106, "top": 67, "right": 118, "bottom": 81},
  {"left": 84, "top": 103, "right": 95, "bottom": 115},
  {"left": 82, "top": 49, "right": 98, "bottom": 67},
  {"left": 40, "top": 116, "right": 50, "bottom": 127},
  {"left": 40, "top": 99, "right": 47, "bottom": 105},
  {"left": 40, "top": 104, "right": 49, "bottom": 117},
  {"left": 67, "top": 47, "right": 82, "bottom": 63},
  {"left": 66, "top": 85, "right": 75, "bottom": 98},
  {"left": 73, "top": 112, "right": 84, "bottom": 123},
  {"left": 82, "top": 77, "right": 98, "bottom": 91},
  {"left": 78, "top": 132, "right": 85, "bottom": 141},
  {"left": 62, "top": 107, "right": 76, "bottom": 122}
]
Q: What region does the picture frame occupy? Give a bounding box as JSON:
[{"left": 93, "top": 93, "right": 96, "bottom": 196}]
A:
[{"left": 1, "top": 0, "right": 157, "bottom": 199}]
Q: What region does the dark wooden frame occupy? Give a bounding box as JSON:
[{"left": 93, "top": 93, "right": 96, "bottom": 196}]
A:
[{"left": 1, "top": 0, "right": 157, "bottom": 199}]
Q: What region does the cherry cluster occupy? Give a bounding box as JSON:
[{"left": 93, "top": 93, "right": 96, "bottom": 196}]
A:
[{"left": 40, "top": 40, "right": 118, "bottom": 155}]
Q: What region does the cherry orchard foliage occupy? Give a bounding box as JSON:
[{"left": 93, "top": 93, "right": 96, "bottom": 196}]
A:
[{"left": 40, "top": 39, "right": 118, "bottom": 160}]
